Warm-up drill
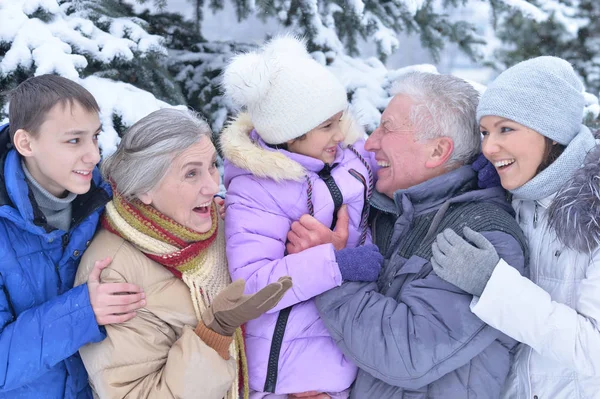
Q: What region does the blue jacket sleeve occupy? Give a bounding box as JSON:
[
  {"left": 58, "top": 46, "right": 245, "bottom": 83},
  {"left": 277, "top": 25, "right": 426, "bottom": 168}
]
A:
[
  {"left": 315, "top": 231, "right": 525, "bottom": 389},
  {"left": 0, "top": 278, "right": 105, "bottom": 392}
]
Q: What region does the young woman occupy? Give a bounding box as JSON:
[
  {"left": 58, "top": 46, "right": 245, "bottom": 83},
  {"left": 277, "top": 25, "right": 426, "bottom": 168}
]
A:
[{"left": 431, "top": 56, "right": 600, "bottom": 398}]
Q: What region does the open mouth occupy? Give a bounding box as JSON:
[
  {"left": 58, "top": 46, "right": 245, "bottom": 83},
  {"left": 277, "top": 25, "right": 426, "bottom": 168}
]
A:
[
  {"left": 325, "top": 147, "right": 336, "bottom": 154},
  {"left": 73, "top": 170, "right": 92, "bottom": 179},
  {"left": 193, "top": 200, "right": 212, "bottom": 215},
  {"left": 494, "top": 159, "right": 515, "bottom": 171},
  {"left": 377, "top": 160, "right": 391, "bottom": 168}
]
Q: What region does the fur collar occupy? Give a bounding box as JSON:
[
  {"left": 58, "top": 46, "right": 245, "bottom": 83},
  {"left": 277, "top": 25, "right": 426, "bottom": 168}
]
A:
[
  {"left": 219, "top": 112, "right": 364, "bottom": 182},
  {"left": 548, "top": 132, "right": 600, "bottom": 253}
]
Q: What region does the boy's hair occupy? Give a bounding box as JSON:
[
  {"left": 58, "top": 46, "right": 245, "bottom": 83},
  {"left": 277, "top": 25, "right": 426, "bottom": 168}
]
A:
[{"left": 8, "top": 74, "right": 100, "bottom": 143}]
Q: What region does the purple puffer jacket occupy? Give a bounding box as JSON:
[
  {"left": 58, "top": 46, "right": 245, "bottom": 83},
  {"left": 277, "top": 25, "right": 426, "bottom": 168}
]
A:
[{"left": 221, "top": 113, "right": 375, "bottom": 394}]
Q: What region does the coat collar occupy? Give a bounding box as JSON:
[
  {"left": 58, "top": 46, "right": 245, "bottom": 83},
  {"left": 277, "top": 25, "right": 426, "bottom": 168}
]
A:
[
  {"left": 220, "top": 112, "right": 365, "bottom": 182},
  {"left": 371, "top": 165, "right": 508, "bottom": 216}
]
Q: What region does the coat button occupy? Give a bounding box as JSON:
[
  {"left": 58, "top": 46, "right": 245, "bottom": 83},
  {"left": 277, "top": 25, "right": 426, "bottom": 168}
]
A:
[
  {"left": 73, "top": 250, "right": 80, "bottom": 257},
  {"left": 48, "top": 238, "right": 54, "bottom": 243},
  {"left": 534, "top": 396, "right": 538, "bottom": 399},
  {"left": 86, "top": 240, "right": 91, "bottom": 247},
  {"left": 554, "top": 250, "right": 561, "bottom": 257}
]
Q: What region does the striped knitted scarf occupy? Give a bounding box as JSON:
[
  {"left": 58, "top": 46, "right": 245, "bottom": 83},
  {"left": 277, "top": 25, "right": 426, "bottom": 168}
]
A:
[{"left": 102, "top": 189, "right": 249, "bottom": 399}]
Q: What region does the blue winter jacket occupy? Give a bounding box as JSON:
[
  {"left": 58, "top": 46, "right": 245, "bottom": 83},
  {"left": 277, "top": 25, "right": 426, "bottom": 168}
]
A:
[{"left": 0, "top": 124, "right": 110, "bottom": 398}]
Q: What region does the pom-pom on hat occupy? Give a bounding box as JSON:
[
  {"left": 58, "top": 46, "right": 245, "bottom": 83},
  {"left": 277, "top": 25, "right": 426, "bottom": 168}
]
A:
[
  {"left": 222, "top": 35, "right": 348, "bottom": 145},
  {"left": 477, "top": 56, "right": 585, "bottom": 146}
]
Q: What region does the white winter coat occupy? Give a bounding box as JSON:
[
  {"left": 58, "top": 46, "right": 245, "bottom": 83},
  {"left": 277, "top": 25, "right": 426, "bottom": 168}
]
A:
[{"left": 471, "top": 142, "right": 600, "bottom": 399}]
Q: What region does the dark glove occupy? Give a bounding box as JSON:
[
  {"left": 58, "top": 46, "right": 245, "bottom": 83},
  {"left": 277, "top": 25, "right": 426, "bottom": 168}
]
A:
[
  {"left": 335, "top": 244, "right": 383, "bottom": 282},
  {"left": 431, "top": 227, "right": 499, "bottom": 296},
  {"left": 202, "top": 277, "right": 292, "bottom": 336},
  {"left": 472, "top": 153, "right": 501, "bottom": 189}
]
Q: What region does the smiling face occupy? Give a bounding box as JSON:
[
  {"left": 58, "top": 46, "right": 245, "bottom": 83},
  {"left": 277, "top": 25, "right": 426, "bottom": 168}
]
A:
[
  {"left": 286, "top": 111, "right": 344, "bottom": 164},
  {"left": 14, "top": 101, "right": 102, "bottom": 198},
  {"left": 139, "top": 136, "right": 220, "bottom": 233},
  {"left": 480, "top": 115, "right": 547, "bottom": 190},
  {"left": 365, "top": 95, "right": 442, "bottom": 198}
]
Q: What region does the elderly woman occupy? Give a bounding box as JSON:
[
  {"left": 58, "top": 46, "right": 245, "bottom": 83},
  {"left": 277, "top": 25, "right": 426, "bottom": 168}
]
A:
[{"left": 75, "top": 108, "right": 291, "bottom": 399}]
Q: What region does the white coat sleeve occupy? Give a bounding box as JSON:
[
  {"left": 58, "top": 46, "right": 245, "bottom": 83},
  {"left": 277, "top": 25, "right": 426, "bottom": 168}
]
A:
[{"left": 471, "top": 249, "right": 600, "bottom": 376}]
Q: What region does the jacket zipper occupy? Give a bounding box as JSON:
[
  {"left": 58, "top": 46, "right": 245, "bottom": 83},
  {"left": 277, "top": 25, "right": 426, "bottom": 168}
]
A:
[{"left": 263, "top": 306, "right": 292, "bottom": 392}]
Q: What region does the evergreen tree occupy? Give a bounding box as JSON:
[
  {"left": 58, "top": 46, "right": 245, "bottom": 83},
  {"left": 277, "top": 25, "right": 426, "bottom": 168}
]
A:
[
  {"left": 490, "top": 0, "right": 600, "bottom": 126},
  {"left": 0, "top": 0, "right": 180, "bottom": 145}
]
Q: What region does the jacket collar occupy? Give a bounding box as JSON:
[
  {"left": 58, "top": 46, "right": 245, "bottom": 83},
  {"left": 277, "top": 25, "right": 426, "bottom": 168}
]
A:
[
  {"left": 371, "top": 165, "right": 507, "bottom": 216},
  {"left": 220, "top": 112, "right": 365, "bottom": 182},
  {"left": 0, "top": 123, "right": 11, "bottom": 207}
]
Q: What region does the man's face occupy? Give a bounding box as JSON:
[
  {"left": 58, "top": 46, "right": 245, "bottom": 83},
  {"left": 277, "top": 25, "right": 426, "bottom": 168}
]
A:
[
  {"left": 19, "top": 101, "right": 101, "bottom": 198},
  {"left": 365, "top": 95, "right": 433, "bottom": 198}
]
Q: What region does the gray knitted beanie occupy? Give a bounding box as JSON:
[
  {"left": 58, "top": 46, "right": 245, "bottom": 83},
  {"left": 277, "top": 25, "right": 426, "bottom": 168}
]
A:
[{"left": 477, "top": 56, "right": 584, "bottom": 145}]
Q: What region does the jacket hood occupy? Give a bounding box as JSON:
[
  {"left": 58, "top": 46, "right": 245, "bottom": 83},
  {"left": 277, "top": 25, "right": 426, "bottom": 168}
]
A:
[
  {"left": 548, "top": 132, "right": 600, "bottom": 253},
  {"left": 220, "top": 112, "right": 365, "bottom": 182}
]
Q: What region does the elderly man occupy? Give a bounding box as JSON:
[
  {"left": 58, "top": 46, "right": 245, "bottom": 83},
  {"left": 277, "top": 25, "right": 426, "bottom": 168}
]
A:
[{"left": 286, "top": 72, "right": 528, "bottom": 398}]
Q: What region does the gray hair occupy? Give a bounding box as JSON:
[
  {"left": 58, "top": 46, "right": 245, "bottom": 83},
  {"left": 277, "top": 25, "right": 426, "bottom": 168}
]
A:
[
  {"left": 102, "top": 108, "right": 212, "bottom": 199},
  {"left": 390, "top": 72, "right": 481, "bottom": 166}
]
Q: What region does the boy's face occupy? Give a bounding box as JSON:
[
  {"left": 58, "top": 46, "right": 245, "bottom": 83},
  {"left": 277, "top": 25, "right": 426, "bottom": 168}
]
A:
[{"left": 15, "top": 101, "right": 101, "bottom": 198}]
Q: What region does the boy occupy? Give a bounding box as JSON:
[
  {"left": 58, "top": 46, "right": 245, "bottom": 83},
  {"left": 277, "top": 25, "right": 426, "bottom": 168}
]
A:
[{"left": 0, "top": 75, "right": 145, "bottom": 398}]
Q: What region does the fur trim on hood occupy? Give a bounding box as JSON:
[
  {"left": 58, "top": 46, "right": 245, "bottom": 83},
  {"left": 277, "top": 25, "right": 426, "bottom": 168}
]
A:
[
  {"left": 220, "top": 112, "right": 365, "bottom": 182},
  {"left": 548, "top": 132, "right": 600, "bottom": 253}
]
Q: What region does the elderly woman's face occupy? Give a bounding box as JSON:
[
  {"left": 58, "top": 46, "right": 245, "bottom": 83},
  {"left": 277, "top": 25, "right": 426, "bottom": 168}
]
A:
[{"left": 140, "top": 136, "right": 220, "bottom": 233}]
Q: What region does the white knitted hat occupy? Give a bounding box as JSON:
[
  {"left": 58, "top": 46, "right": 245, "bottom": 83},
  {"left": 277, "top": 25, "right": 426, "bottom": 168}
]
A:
[{"left": 222, "top": 35, "right": 348, "bottom": 144}]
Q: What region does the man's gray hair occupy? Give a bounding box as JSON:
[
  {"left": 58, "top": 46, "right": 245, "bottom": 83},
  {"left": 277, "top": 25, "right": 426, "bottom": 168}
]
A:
[
  {"left": 102, "top": 108, "right": 212, "bottom": 199},
  {"left": 390, "top": 72, "right": 481, "bottom": 166}
]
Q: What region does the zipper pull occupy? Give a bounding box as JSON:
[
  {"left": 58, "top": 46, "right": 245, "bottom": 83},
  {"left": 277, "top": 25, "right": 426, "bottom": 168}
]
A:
[{"left": 533, "top": 202, "right": 538, "bottom": 228}]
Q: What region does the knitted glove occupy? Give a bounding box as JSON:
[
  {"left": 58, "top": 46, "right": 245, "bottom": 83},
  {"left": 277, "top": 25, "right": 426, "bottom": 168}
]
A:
[
  {"left": 335, "top": 244, "right": 383, "bottom": 282},
  {"left": 431, "top": 227, "right": 499, "bottom": 297},
  {"left": 472, "top": 153, "right": 501, "bottom": 189},
  {"left": 202, "top": 277, "right": 292, "bottom": 337}
]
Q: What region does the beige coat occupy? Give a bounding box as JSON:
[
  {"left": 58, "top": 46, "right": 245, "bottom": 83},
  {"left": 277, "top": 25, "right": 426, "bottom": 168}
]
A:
[{"left": 74, "top": 228, "right": 237, "bottom": 399}]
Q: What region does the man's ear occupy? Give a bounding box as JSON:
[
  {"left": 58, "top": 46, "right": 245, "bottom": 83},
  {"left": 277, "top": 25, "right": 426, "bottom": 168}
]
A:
[
  {"left": 425, "top": 137, "right": 454, "bottom": 169},
  {"left": 12, "top": 129, "right": 35, "bottom": 157}
]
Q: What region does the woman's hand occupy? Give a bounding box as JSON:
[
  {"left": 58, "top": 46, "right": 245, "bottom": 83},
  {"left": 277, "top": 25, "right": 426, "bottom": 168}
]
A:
[
  {"left": 431, "top": 227, "right": 499, "bottom": 296},
  {"left": 201, "top": 277, "right": 292, "bottom": 336}
]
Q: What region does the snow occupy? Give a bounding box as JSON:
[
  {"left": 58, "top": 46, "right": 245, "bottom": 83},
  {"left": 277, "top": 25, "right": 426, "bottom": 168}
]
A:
[
  {"left": 502, "top": 0, "right": 547, "bottom": 22},
  {"left": 81, "top": 76, "right": 180, "bottom": 156},
  {"left": 403, "top": 0, "right": 426, "bottom": 16},
  {"left": 0, "top": 0, "right": 174, "bottom": 154},
  {"left": 584, "top": 91, "right": 600, "bottom": 120},
  {"left": 2, "top": 0, "right": 598, "bottom": 155}
]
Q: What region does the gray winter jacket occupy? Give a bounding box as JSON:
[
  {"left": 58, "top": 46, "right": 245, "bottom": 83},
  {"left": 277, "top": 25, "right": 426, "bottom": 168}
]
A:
[{"left": 316, "top": 166, "right": 528, "bottom": 398}]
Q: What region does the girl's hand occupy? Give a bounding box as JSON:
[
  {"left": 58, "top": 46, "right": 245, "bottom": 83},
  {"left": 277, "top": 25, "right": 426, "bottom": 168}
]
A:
[
  {"left": 287, "top": 205, "right": 349, "bottom": 254},
  {"left": 214, "top": 196, "right": 226, "bottom": 220}
]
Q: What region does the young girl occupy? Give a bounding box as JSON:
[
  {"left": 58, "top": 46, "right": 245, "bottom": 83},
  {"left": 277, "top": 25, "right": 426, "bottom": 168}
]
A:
[
  {"left": 431, "top": 56, "right": 600, "bottom": 398},
  {"left": 220, "top": 36, "right": 383, "bottom": 398}
]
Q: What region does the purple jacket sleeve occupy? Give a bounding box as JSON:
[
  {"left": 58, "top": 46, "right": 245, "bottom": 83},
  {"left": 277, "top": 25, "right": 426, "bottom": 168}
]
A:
[
  {"left": 315, "top": 231, "right": 525, "bottom": 389},
  {"left": 225, "top": 177, "right": 343, "bottom": 313}
]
